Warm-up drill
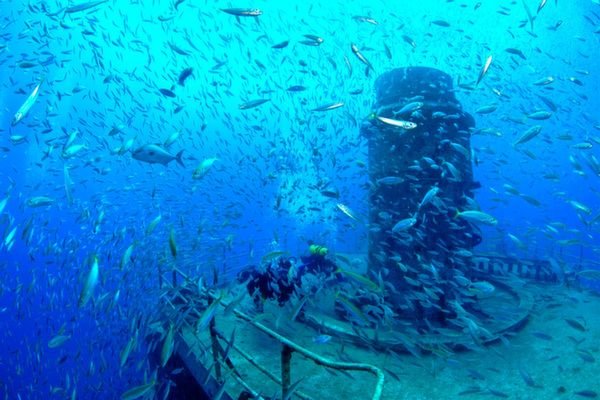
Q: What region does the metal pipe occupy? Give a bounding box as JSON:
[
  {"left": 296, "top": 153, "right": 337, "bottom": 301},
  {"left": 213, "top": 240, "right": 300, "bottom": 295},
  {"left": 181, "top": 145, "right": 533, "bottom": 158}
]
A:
[
  {"left": 227, "top": 300, "right": 385, "bottom": 400},
  {"left": 221, "top": 333, "right": 312, "bottom": 400},
  {"left": 166, "top": 287, "right": 385, "bottom": 399}
]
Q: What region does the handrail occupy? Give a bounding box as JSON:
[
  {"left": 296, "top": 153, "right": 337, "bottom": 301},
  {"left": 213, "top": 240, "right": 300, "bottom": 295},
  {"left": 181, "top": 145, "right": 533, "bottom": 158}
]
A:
[
  {"left": 164, "top": 296, "right": 265, "bottom": 399},
  {"left": 212, "top": 329, "right": 312, "bottom": 400},
  {"left": 161, "top": 270, "right": 386, "bottom": 400},
  {"left": 218, "top": 295, "right": 385, "bottom": 400}
]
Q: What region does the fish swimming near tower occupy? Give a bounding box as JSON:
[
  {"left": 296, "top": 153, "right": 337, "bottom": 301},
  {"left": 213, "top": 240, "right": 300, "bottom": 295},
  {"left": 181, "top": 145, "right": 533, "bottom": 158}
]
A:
[{"left": 132, "top": 144, "right": 184, "bottom": 166}]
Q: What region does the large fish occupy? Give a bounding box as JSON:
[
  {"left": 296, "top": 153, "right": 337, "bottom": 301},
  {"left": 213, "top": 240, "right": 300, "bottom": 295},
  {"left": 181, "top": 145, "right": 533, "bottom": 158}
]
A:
[{"left": 132, "top": 144, "right": 184, "bottom": 166}]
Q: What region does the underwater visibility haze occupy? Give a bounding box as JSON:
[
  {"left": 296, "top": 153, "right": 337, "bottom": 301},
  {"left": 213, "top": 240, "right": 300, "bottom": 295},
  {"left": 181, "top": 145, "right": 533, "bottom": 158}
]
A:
[{"left": 1, "top": 0, "right": 600, "bottom": 399}]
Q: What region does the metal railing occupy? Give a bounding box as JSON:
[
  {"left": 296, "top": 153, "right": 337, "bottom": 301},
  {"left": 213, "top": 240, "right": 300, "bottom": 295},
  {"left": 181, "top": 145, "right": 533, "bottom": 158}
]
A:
[{"left": 163, "top": 266, "right": 385, "bottom": 400}]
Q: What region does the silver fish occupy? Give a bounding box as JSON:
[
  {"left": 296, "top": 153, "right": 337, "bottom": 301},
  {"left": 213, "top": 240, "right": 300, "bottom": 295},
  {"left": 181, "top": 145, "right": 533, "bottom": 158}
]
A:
[
  {"left": 65, "top": 0, "right": 108, "bottom": 14},
  {"left": 27, "top": 196, "right": 54, "bottom": 207},
  {"left": 455, "top": 210, "right": 498, "bottom": 226},
  {"left": 377, "top": 176, "right": 404, "bottom": 185},
  {"left": 132, "top": 144, "right": 184, "bottom": 166},
  {"left": 468, "top": 281, "right": 495, "bottom": 295},
  {"left": 160, "top": 324, "right": 175, "bottom": 367},
  {"left": 375, "top": 115, "right": 417, "bottom": 129},
  {"left": 396, "top": 101, "right": 423, "bottom": 116},
  {"left": 12, "top": 78, "right": 44, "bottom": 126},
  {"left": 514, "top": 125, "right": 542, "bottom": 146},
  {"left": 392, "top": 216, "right": 417, "bottom": 233},
  {"left": 221, "top": 8, "right": 262, "bottom": 17},
  {"left": 418, "top": 187, "right": 440, "bottom": 209},
  {"left": 527, "top": 111, "right": 552, "bottom": 120},
  {"left": 336, "top": 203, "right": 360, "bottom": 222},
  {"left": 312, "top": 102, "right": 344, "bottom": 112},
  {"left": 79, "top": 256, "right": 99, "bottom": 308},
  {"left": 239, "top": 98, "right": 270, "bottom": 110},
  {"left": 48, "top": 334, "right": 71, "bottom": 349},
  {"left": 476, "top": 55, "right": 493, "bottom": 86},
  {"left": 350, "top": 43, "right": 373, "bottom": 72}
]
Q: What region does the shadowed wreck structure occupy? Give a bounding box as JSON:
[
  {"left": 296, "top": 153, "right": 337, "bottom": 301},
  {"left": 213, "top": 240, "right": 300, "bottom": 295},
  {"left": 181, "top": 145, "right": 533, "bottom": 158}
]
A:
[{"left": 364, "top": 67, "right": 482, "bottom": 327}]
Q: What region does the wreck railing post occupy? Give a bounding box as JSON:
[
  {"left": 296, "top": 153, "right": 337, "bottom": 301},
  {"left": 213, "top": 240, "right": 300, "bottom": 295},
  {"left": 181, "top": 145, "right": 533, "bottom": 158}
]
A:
[
  {"left": 209, "top": 305, "right": 222, "bottom": 381},
  {"left": 281, "top": 344, "right": 292, "bottom": 399}
]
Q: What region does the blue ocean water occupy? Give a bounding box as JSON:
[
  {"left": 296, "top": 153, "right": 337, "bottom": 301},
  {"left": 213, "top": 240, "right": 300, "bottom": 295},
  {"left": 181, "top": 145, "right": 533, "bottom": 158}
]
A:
[{"left": 1, "top": 0, "right": 599, "bottom": 399}]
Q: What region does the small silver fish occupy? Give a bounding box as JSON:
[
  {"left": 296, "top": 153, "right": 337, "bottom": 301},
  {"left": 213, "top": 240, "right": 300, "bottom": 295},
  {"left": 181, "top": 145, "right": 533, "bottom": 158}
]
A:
[
  {"left": 239, "top": 98, "right": 270, "bottom": 110},
  {"left": 455, "top": 210, "right": 498, "bottom": 226},
  {"left": 476, "top": 55, "right": 493, "bottom": 86},
  {"left": 221, "top": 8, "right": 262, "bottom": 17},
  {"left": 377, "top": 176, "right": 404, "bottom": 185},
  {"left": 12, "top": 78, "right": 44, "bottom": 126},
  {"left": 350, "top": 43, "right": 373, "bottom": 72},
  {"left": 418, "top": 187, "right": 440, "bottom": 209},
  {"left": 27, "top": 196, "right": 54, "bottom": 207},
  {"left": 392, "top": 216, "right": 417, "bottom": 233},
  {"left": 79, "top": 256, "right": 99, "bottom": 308},
  {"left": 513, "top": 125, "right": 542, "bottom": 146},
  {"left": 396, "top": 101, "right": 423, "bottom": 116},
  {"left": 312, "top": 102, "right": 344, "bottom": 112},
  {"left": 468, "top": 281, "right": 495, "bottom": 295},
  {"left": 312, "top": 334, "right": 332, "bottom": 344},
  {"left": 375, "top": 115, "right": 417, "bottom": 129},
  {"left": 527, "top": 111, "right": 552, "bottom": 120},
  {"left": 336, "top": 203, "right": 360, "bottom": 222},
  {"left": 160, "top": 324, "right": 175, "bottom": 367}
]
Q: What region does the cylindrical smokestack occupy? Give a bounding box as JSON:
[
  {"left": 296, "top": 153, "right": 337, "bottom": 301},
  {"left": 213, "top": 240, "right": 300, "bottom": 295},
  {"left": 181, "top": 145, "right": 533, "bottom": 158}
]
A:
[{"left": 363, "top": 67, "right": 480, "bottom": 316}]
